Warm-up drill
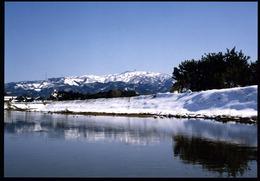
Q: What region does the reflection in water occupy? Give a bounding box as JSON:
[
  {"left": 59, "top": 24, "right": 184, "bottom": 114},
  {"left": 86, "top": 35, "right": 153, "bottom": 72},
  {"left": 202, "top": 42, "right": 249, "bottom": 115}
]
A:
[
  {"left": 4, "top": 111, "right": 257, "bottom": 177},
  {"left": 4, "top": 111, "right": 257, "bottom": 147},
  {"left": 173, "top": 135, "right": 257, "bottom": 177}
]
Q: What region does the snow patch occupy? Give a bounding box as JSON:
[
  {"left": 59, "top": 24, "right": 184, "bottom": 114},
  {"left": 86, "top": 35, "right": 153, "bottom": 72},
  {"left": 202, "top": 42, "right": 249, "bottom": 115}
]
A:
[{"left": 7, "top": 85, "right": 257, "bottom": 119}]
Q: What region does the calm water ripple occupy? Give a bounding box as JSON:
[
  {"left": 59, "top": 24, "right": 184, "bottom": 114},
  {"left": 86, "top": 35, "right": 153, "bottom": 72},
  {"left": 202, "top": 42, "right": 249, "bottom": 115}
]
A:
[{"left": 4, "top": 111, "right": 257, "bottom": 177}]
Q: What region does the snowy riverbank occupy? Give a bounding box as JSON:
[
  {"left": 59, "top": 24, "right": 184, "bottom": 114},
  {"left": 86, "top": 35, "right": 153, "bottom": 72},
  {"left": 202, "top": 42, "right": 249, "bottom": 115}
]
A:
[{"left": 5, "top": 85, "right": 258, "bottom": 122}]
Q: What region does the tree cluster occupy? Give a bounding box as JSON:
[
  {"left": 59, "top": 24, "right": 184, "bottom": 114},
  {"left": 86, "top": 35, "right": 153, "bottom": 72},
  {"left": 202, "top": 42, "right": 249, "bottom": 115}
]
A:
[
  {"left": 48, "top": 89, "right": 138, "bottom": 101},
  {"left": 172, "top": 47, "right": 258, "bottom": 92}
]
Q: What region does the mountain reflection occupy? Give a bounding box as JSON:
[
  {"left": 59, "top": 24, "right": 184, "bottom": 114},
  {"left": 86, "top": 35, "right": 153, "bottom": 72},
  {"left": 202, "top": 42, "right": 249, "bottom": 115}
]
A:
[
  {"left": 173, "top": 135, "right": 257, "bottom": 177},
  {"left": 4, "top": 111, "right": 257, "bottom": 147},
  {"left": 4, "top": 118, "right": 163, "bottom": 145}
]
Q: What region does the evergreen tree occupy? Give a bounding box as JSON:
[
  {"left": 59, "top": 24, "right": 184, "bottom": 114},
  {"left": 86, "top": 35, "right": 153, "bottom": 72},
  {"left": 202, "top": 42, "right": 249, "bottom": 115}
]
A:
[
  {"left": 172, "top": 47, "right": 254, "bottom": 92},
  {"left": 249, "top": 60, "right": 258, "bottom": 85},
  {"left": 199, "top": 52, "right": 226, "bottom": 90},
  {"left": 224, "top": 47, "right": 251, "bottom": 87}
]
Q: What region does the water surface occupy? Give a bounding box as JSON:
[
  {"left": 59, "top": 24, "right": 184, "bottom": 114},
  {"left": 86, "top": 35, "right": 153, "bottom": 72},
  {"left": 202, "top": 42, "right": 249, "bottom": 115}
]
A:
[{"left": 4, "top": 111, "right": 257, "bottom": 177}]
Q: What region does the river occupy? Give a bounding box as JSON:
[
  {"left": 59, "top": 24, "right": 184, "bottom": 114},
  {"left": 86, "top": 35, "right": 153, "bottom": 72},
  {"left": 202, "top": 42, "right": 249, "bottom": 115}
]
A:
[{"left": 4, "top": 111, "right": 257, "bottom": 177}]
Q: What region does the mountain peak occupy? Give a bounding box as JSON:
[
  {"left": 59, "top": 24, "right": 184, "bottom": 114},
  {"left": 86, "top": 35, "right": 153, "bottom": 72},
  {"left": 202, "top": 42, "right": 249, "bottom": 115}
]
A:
[{"left": 5, "top": 71, "right": 173, "bottom": 97}]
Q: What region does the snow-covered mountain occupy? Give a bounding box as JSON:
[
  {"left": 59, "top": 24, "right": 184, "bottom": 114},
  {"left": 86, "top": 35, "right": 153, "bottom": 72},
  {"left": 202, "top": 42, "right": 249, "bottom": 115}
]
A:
[{"left": 5, "top": 71, "right": 173, "bottom": 97}]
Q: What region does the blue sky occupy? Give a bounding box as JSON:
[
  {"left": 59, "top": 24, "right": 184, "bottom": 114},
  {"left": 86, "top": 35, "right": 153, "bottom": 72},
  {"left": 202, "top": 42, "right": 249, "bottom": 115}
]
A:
[{"left": 5, "top": 2, "right": 257, "bottom": 83}]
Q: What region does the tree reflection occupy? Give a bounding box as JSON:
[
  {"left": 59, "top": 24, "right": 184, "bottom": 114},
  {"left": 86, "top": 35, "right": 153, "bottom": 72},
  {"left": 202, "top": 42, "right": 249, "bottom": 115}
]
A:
[{"left": 173, "top": 135, "right": 257, "bottom": 177}]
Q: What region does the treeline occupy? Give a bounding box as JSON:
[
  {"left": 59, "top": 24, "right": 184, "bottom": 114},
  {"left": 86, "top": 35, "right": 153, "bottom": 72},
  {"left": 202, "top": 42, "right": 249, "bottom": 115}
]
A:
[
  {"left": 48, "top": 89, "right": 138, "bottom": 101},
  {"left": 172, "top": 47, "right": 258, "bottom": 92}
]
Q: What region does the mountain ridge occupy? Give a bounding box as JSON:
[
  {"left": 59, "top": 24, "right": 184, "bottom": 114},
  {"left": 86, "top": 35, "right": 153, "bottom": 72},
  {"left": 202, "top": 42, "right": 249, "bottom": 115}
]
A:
[{"left": 5, "top": 71, "right": 173, "bottom": 97}]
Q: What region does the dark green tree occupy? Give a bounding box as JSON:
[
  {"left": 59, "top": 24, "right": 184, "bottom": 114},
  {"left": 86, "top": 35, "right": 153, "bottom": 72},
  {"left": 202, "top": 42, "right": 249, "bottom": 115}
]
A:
[
  {"left": 172, "top": 47, "right": 254, "bottom": 92},
  {"left": 172, "top": 60, "right": 199, "bottom": 92},
  {"left": 249, "top": 60, "right": 258, "bottom": 85},
  {"left": 198, "top": 52, "right": 226, "bottom": 90},
  {"left": 224, "top": 47, "right": 251, "bottom": 87}
]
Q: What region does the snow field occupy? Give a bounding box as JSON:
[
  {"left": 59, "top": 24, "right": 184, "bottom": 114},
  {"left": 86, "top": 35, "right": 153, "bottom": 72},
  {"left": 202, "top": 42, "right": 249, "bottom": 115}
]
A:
[{"left": 7, "top": 85, "right": 257, "bottom": 119}]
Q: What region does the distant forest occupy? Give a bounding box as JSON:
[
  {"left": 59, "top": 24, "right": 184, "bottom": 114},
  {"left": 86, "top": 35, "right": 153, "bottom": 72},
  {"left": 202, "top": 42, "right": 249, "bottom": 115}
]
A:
[
  {"left": 13, "top": 89, "right": 138, "bottom": 102},
  {"left": 172, "top": 47, "right": 258, "bottom": 92},
  {"left": 48, "top": 89, "right": 137, "bottom": 101}
]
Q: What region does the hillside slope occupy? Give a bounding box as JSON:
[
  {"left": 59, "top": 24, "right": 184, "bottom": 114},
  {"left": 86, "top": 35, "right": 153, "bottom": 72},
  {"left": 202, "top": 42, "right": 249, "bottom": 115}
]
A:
[{"left": 5, "top": 85, "right": 257, "bottom": 121}]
